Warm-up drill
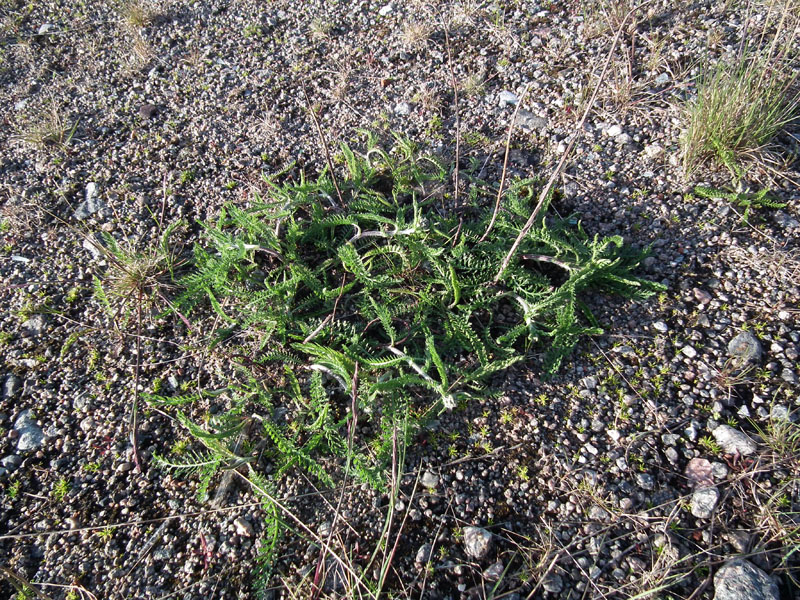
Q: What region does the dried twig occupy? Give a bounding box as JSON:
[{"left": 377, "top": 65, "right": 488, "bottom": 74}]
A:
[
  {"left": 303, "top": 86, "right": 344, "bottom": 209},
  {"left": 495, "top": 0, "right": 655, "bottom": 282},
  {"left": 480, "top": 83, "right": 530, "bottom": 242}
]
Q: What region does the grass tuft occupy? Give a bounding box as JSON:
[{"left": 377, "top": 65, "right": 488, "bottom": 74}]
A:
[{"left": 681, "top": 48, "right": 799, "bottom": 176}]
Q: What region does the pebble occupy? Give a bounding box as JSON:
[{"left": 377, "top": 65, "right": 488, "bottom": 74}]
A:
[
  {"left": 515, "top": 109, "right": 547, "bottom": 132},
  {"left": 393, "top": 102, "right": 411, "bottom": 116},
  {"left": 1, "top": 455, "right": 22, "bottom": 471},
  {"left": 14, "top": 410, "right": 44, "bottom": 452},
  {"left": 770, "top": 405, "right": 793, "bottom": 421},
  {"left": 644, "top": 144, "right": 664, "bottom": 160},
  {"left": 713, "top": 559, "right": 778, "bottom": 600},
  {"left": 483, "top": 560, "right": 504, "bottom": 581},
  {"left": 378, "top": 4, "right": 393, "bottom": 16},
  {"left": 74, "top": 183, "right": 106, "bottom": 220},
  {"left": 690, "top": 486, "right": 719, "bottom": 519},
  {"left": 681, "top": 345, "right": 698, "bottom": 358},
  {"left": 635, "top": 473, "right": 655, "bottom": 490},
  {"left": 605, "top": 124, "right": 622, "bottom": 137},
  {"left": 138, "top": 104, "right": 158, "bottom": 120},
  {"left": 415, "top": 543, "right": 432, "bottom": 565},
  {"left": 420, "top": 470, "right": 439, "bottom": 489},
  {"left": 82, "top": 236, "right": 104, "bottom": 259},
  {"left": 653, "top": 320, "right": 668, "bottom": 333},
  {"left": 234, "top": 517, "right": 254, "bottom": 538},
  {"left": 711, "top": 425, "right": 757, "bottom": 456},
  {"left": 541, "top": 572, "right": 563, "bottom": 593},
  {"left": 498, "top": 90, "right": 519, "bottom": 107},
  {"left": 22, "top": 315, "right": 46, "bottom": 337},
  {"left": 3, "top": 375, "right": 22, "bottom": 399},
  {"left": 727, "top": 331, "right": 762, "bottom": 365},
  {"left": 463, "top": 526, "right": 493, "bottom": 560}
]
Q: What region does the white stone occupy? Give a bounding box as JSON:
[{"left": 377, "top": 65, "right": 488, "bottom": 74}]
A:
[
  {"left": 712, "top": 424, "right": 757, "bottom": 456},
  {"left": 605, "top": 124, "right": 623, "bottom": 137},
  {"left": 691, "top": 486, "right": 719, "bottom": 518},
  {"left": 463, "top": 526, "right": 493, "bottom": 560},
  {"left": 378, "top": 4, "right": 393, "bottom": 16},
  {"left": 498, "top": 90, "right": 519, "bottom": 107},
  {"left": 234, "top": 517, "right": 254, "bottom": 537},
  {"left": 681, "top": 345, "right": 698, "bottom": 358},
  {"left": 645, "top": 144, "right": 664, "bottom": 158},
  {"left": 393, "top": 102, "right": 411, "bottom": 116}
]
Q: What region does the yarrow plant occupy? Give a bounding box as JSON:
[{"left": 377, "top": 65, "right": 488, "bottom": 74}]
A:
[{"left": 147, "top": 133, "right": 662, "bottom": 593}]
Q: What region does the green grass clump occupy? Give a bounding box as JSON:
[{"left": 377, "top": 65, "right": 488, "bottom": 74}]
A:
[{"left": 682, "top": 49, "right": 799, "bottom": 176}]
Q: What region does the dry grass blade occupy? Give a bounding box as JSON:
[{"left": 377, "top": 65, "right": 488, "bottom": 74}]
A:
[
  {"left": 480, "top": 83, "right": 530, "bottom": 242},
  {"left": 495, "top": 0, "right": 656, "bottom": 282},
  {"left": 303, "top": 87, "right": 344, "bottom": 209}
]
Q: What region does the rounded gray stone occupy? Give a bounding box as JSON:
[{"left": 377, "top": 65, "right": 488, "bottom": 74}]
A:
[
  {"left": 690, "top": 486, "right": 719, "bottom": 519},
  {"left": 463, "top": 526, "right": 493, "bottom": 560},
  {"left": 713, "top": 559, "right": 778, "bottom": 600},
  {"left": 712, "top": 424, "right": 757, "bottom": 456},
  {"left": 14, "top": 410, "right": 44, "bottom": 452},
  {"left": 727, "top": 331, "right": 762, "bottom": 365}
]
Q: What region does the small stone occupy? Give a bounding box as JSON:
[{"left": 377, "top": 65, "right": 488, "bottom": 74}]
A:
[
  {"left": 662, "top": 433, "right": 679, "bottom": 446},
  {"left": 644, "top": 144, "right": 664, "bottom": 159},
  {"left": 711, "top": 462, "right": 728, "bottom": 480},
  {"left": 22, "top": 315, "right": 46, "bottom": 337},
  {"left": 653, "top": 321, "right": 668, "bottom": 333},
  {"left": 483, "top": 560, "right": 504, "bottom": 581},
  {"left": 82, "top": 235, "right": 104, "bottom": 259},
  {"left": 772, "top": 211, "right": 799, "bottom": 229},
  {"left": 1, "top": 455, "right": 22, "bottom": 471},
  {"left": 693, "top": 288, "right": 713, "bottom": 303},
  {"left": 712, "top": 424, "right": 757, "bottom": 456},
  {"left": 607, "top": 429, "right": 621, "bottom": 443},
  {"left": 420, "top": 470, "right": 439, "bottom": 489},
  {"left": 727, "top": 332, "right": 762, "bottom": 366},
  {"left": 681, "top": 345, "right": 698, "bottom": 358},
  {"left": 685, "top": 458, "right": 714, "bottom": 488},
  {"left": 541, "top": 572, "right": 563, "bottom": 593},
  {"left": 582, "top": 376, "right": 598, "bottom": 390},
  {"left": 665, "top": 447, "right": 679, "bottom": 463},
  {"left": 770, "top": 405, "right": 793, "bottom": 421},
  {"left": 415, "top": 543, "right": 432, "bottom": 565},
  {"left": 781, "top": 369, "right": 798, "bottom": 385},
  {"left": 234, "top": 517, "right": 254, "bottom": 537},
  {"left": 14, "top": 410, "right": 44, "bottom": 452},
  {"left": 635, "top": 473, "right": 655, "bottom": 490},
  {"left": 713, "top": 559, "right": 779, "bottom": 600},
  {"left": 66, "top": 517, "right": 81, "bottom": 530},
  {"left": 3, "top": 376, "right": 22, "bottom": 399},
  {"left": 138, "top": 104, "right": 158, "bottom": 119},
  {"left": 37, "top": 23, "right": 57, "bottom": 35},
  {"left": 655, "top": 73, "right": 670, "bottom": 85},
  {"left": 605, "top": 124, "right": 623, "bottom": 137},
  {"left": 691, "top": 486, "right": 719, "bottom": 519},
  {"left": 378, "top": 3, "right": 393, "bottom": 16},
  {"left": 74, "top": 183, "right": 106, "bottom": 220},
  {"left": 498, "top": 90, "right": 519, "bottom": 107},
  {"left": 393, "top": 102, "right": 411, "bottom": 116},
  {"left": 463, "top": 526, "right": 493, "bottom": 560},
  {"left": 116, "top": 461, "right": 134, "bottom": 473},
  {"left": 515, "top": 109, "right": 547, "bottom": 132}
]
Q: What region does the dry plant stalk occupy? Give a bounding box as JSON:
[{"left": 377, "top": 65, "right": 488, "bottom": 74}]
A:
[{"left": 495, "top": 0, "right": 656, "bottom": 282}]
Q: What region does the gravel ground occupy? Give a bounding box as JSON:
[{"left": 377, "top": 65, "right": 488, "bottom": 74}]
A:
[{"left": 1, "top": 0, "right": 799, "bottom": 599}]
